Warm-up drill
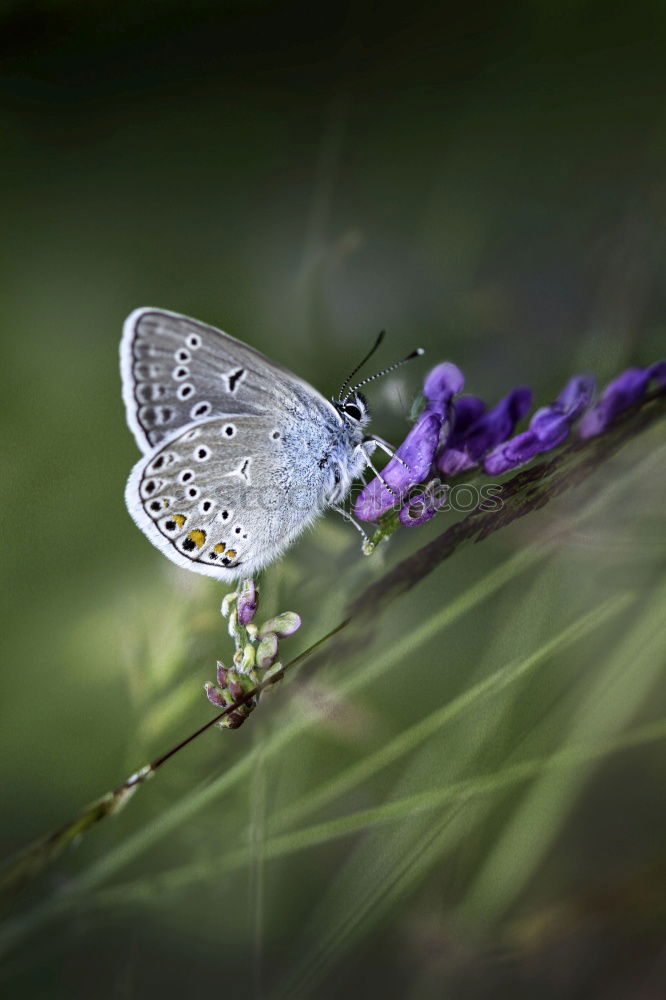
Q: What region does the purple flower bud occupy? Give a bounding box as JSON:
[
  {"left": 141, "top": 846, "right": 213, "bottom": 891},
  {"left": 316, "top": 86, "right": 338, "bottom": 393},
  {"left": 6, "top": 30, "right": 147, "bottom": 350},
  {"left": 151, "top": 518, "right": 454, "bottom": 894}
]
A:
[
  {"left": 354, "top": 409, "right": 443, "bottom": 521},
  {"left": 483, "top": 429, "right": 542, "bottom": 474},
  {"left": 449, "top": 396, "right": 487, "bottom": 438},
  {"left": 529, "top": 374, "right": 595, "bottom": 447},
  {"left": 353, "top": 363, "right": 465, "bottom": 522},
  {"left": 237, "top": 579, "right": 257, "bottom": 626},
  {"left": 423, "top": 362, "right": 465, "bottom": 413},
  {"left": 205, "top": 682, "right": 227, "bottom": 708},
  {"left": 483, "top": 374, "right": 595, "bottom": 474},
  {"left": 399, "top": 482, "right": 449, "bottom": 527},
  {"left": 227, "top": 675, "right": 244, "bottom": 701},
  {"left": 216, "top": 661, "right": 227, "bottom": 686},
  {"left": 437, "top": 386, "right": 532, "bottom": 475},
  {"left": 556, "top": 373, "right": 597, "bottom": 418},
  {"left": 578, "top": 361, "right": 666, "bottom": 439},
  {"left": 651, "top": 360, "right": 666, "bottom": 385},
  {"left": 433, "top": 396, "right": 486, "bottom": 474}
]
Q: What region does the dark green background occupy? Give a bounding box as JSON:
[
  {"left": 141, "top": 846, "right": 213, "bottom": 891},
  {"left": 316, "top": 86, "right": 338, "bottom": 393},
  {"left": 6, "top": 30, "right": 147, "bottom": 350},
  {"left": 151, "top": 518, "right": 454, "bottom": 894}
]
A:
[{"left": 1, "top": 2, "right": 665, "bottom": 997}]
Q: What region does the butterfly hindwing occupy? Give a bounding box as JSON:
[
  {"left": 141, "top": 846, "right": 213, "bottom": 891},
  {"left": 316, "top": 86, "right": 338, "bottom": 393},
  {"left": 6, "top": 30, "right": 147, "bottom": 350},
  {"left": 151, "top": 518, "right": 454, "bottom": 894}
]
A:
[
  {"left": 126, "top": 414, "right": 330, "bottom": 580},
  {"left": 120, "top": 307, "right": 336, "bottom": 452}
]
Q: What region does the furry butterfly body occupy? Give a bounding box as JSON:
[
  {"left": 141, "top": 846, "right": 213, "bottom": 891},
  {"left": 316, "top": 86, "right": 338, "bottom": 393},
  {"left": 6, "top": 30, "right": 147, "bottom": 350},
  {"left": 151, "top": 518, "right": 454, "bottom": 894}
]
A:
[{"left": 120, "top": 308, "right": 371, "bottom": 580}]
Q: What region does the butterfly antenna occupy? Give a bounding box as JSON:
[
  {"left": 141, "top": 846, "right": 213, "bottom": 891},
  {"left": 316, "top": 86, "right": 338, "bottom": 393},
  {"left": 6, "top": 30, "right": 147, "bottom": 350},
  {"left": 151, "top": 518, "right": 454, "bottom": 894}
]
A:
[
  {"left": 344, "top": 347, "right": 425, "bottom": 400},
  {"left": 337, "top": 330, "right": 386, "bottom": 400}
]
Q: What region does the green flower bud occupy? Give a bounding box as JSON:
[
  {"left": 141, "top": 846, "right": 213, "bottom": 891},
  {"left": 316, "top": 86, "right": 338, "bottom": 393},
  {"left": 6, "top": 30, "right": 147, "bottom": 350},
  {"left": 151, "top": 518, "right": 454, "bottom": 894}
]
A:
[
  {"left": 240, "top": 643, "right": 256, "bottom": 672},
  {"left": 258, "top": 612, "right": 301, "bottom": 638},
  {"left": 227, "top": 608, "right": 238, "bottom": 638},
  {"left": 256, "top": 632, "right": 278, "bottom": 669},
  {"left": 221, "top": 592, "right": 238, "bottom": 618}
]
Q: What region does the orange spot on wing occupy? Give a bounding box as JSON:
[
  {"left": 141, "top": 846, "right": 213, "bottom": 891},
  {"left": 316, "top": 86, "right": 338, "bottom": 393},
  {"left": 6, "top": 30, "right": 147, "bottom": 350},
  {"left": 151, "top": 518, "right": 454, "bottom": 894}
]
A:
[
  {"left": 188, "top": 529, "right": 206, "bottom": 548},
  {"left": 226, "top": 548, "right": 237, "bottom": 559},
  {"left": 173, "top": 514, "right": 186, "bottom": 528},
  {"left": 213, "top": 542, "right": 226, "bottom": 554}
]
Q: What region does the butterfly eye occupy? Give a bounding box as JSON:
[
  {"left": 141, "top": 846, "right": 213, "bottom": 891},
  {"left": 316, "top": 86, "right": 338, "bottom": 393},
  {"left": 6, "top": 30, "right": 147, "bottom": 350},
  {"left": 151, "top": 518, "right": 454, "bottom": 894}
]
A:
[{"left": 344, "top": 403, "right": 362, "bottom": 421}]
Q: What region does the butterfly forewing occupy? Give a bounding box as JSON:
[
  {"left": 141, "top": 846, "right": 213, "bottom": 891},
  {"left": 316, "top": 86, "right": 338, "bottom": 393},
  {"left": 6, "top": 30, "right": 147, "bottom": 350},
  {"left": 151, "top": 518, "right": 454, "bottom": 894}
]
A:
[{"left": 120, "top": 307, "right": 336, "bottom": 452}]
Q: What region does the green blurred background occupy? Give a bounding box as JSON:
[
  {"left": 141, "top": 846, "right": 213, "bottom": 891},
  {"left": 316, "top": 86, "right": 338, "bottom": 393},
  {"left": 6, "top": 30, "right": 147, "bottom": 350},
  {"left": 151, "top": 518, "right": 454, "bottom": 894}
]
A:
[{"left": 1, "top": 2, "right": 665, "bottom": 996}]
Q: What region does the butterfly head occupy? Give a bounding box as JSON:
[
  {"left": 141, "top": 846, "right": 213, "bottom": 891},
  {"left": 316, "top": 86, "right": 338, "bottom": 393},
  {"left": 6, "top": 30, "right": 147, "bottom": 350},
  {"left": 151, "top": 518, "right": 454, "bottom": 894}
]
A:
[
  {"left": 333, "top": 333, "right": 424, "bottom": 428},
  {"left": 333, "top": 391, "right": 370, "bottom": 429}
]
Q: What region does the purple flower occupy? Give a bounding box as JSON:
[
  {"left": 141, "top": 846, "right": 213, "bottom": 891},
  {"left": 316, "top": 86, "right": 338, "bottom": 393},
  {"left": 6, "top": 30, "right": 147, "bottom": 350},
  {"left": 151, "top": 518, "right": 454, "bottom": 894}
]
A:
[
  {"left": 352, "top": 365, "right": 463, "bottom": 525},
  {"left": 449, "top": 395, "right": 487, "bottom": 436},
  {"left": 529, "top": 374, "right": 595, "bottom": 446},
  {"left": 354, "top": 410, "right": 442, "bottom": 521},
  {"left": 354, "top": 361, "right": 465, "bottom": 521},
  {"left": 484, "top": 374, "right": 595, "bottom": 475},
  {"left": 578, "top": 361, "right": 666, "bottom": 439},
  {"left": 423, "top": 362, "right": 465, "bottom": 415},
  {"left": 399, "top": 483, "right": 449, "bottom": 527},
  {"left": 354, "top": 362, "right": 464, "bottom": 522},
  {"left": 237, "top": 579, "right": 257, "bottom": 626},
  {"left": 437, "top": 387, "right": 532, "bottom": 475},
  {"left": 351, "top": 350, "right": 664, "bottom": 534}
]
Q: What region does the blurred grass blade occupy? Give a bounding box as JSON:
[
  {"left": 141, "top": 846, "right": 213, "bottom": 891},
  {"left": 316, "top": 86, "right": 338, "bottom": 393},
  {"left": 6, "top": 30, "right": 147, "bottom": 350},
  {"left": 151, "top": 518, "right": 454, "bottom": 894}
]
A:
[
  {"left": 272, "top": 717, "right": 666, "bottom": 1000},
  {"left": 58, "top": 547, "right": 551, "bottom": 895},
  {"left": 459, "top": 577, "right": 666, "bottom": 926},
  {"left": 90, "top": 718, "right": 666, "bottom": 911},
  {"left": 0, "top": 545, "right": 551, "bottom": 958},
  {"left": 270, "top": 591, "right": 632, "bottom": 833},
  {"left": 80, "top": 592, "right": 637, "bottom": 905},
  {"left": 0, "top": 784, "right": 141, "bottom": 900}
]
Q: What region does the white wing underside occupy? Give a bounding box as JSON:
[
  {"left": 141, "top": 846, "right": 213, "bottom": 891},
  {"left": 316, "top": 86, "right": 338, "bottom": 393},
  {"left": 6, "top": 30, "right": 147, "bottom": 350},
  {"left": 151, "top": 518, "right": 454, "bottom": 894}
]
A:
[
  {"left": 125, "top": 415, "right": 327, "bottom": 580},
  {"left": 120, "top": 308, "right": 347, "bottom": 580}
]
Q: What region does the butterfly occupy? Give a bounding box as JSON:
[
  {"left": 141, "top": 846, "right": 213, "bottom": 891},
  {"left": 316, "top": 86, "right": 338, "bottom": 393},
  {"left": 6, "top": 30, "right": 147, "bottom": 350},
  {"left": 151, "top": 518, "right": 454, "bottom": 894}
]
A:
[{"left": 120, "top": 308, "right": 420, "bottom": 580}]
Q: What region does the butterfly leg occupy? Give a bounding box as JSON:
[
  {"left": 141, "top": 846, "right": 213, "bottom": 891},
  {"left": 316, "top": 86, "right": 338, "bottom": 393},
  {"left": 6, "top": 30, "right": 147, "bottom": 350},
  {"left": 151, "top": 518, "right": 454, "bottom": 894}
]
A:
[
  {"left": 357, "top": 442, "right": 400, "bottom": 498},
  {"left": 331, "top": 504, "right": 371, "bottom": 545},
  {"left": 364, "top": 434, "right": 412, "bottom": 473}
]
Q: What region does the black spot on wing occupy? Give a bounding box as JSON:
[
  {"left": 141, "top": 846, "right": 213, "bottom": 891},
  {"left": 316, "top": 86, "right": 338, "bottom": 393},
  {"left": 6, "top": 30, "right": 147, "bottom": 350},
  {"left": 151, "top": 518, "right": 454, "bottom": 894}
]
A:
[{"left": 227, "top": 368, "right": 245, "bottom": 392}]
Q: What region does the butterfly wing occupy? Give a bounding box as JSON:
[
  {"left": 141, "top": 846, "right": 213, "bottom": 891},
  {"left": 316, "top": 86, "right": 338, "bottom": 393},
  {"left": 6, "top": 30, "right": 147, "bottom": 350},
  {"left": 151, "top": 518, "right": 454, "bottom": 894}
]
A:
[
  {"left": 125, "top": 414, "right": 336, "bottom": 581},
  {"left": 120, "top": 307, "right": 339, "bottom": 452}
]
